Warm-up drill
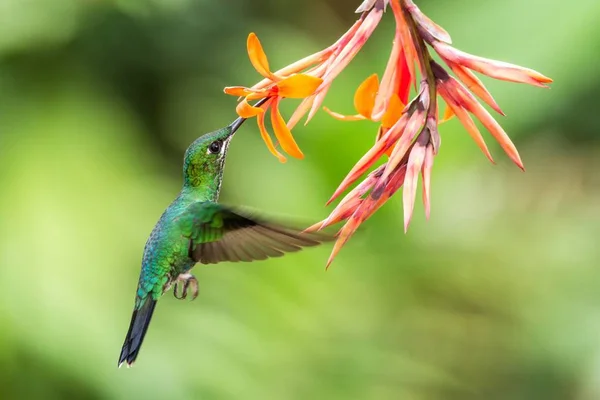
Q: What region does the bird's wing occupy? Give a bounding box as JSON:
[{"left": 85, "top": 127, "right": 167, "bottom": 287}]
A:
[{"left": 175, "top": 202, "right": 331, "bottom": 264}]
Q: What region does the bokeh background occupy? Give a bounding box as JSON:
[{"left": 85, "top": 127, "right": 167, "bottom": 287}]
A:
[{"left": 1, "top": 0, "right": 599, "bottom": 399}]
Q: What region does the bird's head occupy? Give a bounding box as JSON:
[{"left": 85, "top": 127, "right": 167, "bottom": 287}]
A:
[{"left": 182, "top": 115, "right": 248, "bottom": 196}]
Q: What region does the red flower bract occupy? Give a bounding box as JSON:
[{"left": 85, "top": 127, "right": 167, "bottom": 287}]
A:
[{"left": 225, "top": 0, "right": 552, "bottom": 267}]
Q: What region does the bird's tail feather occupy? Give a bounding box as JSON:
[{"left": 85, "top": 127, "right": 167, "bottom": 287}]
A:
[{"left": 118, "top": 298, "right": 157, "bottom": 367}]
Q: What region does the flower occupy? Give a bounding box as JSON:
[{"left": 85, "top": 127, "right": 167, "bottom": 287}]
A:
[
  {"left": 224, "top": 33, "right": 323, "bottom": 162},
  {"left": 323, "top": 74, "right": 405, "bottom": 155},
  {"left": 309, "top": 0, "right": 552, "bottom": 267},
  {"left": 226, "top": 0, "right": 552, "bottom": 268},
  {"left": 225, "top": 4, "right": 388, "bottom": 161}
]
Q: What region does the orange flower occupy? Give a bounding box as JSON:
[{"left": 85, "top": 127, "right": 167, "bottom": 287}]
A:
[
  {"left": 324, "top": 74, "right": 383, "bottom": 122},
  {"left": 224, "top": 33, "right": 323, "bottom": 162}
]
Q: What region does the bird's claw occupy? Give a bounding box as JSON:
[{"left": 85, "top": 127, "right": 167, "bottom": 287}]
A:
[{"left": 173, "top": 273, "right": 199, "bottom": 300}]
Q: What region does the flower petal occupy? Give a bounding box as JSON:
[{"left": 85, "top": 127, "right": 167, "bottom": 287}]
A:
[
  {"left": 326, "top": 114, "right": 409, "bottom": 205},
  {"left": 375, "top": 126, "right": 395, "bottom": 157},
  {"left": 246, "top": 91, "right": 272, "bottom": 101},
  {"left": 288, "top": 96, "right": 315, "bottom": 130},
  {"left": 380, "top": 163, "right": 408, "bottom": 201},
  {"left": 277, "top": 74, "right": 323, "bottom": 98},
  {"left": 374, "top": 109, "right": 426, "bottom": 198},
  {"left": 449, "top": 63, "right": 504, "bottom": 115},
  {"left": 355, "top": 0, "right": 385, "bottom": 13},
  {"left": 325, "top": 160, "right": 407, "bottom": 268},
  {"left": 320, "top": 7, "right": 383, "bottom": 89},
  {"left": 323, "top": 107, "right": 366, "bottom": 122},
  {"left": 306, "top": 83, "right": 331, "bottom": 124},
  {"left": 381, "top": 94, "right": 405, "bottom": 128},
  {"left": 256, "top": 103, "right": 287, "bottom": 163},
  {"left": 354, "top": 74, "right": 379, "bottom": 118},
  {"left": 438, "top": 102, "right": 455, "bottom": 124},
  {"left": 468, "top": 100, "right": 524, "bottom": 170},
  {"left": 434, "top": 42, "right": 552, "bottom": 88},
  {"left": 304, "top": 197, "right": 362, "bottom": 233},
  {"left": 421, "top": 144, "right": 434, "bottom": 220},
  {"left": 396, "top": 49, "right": 413, "bottom": 105},
  {"left": 326, "top": 214, "right": 360, "bottom": 269},
  {"left": 271, "top": 98, "right": 304, "bottom": 159},
  {"left": 448, "top": 77, "right": 523, "bottom": 169},
  {"left": 326, "top": 184, "right": 396, "bottom": 269},
  {"left": 319, "top": 165, "right": 384, "bottom": 229},
  {"left": 391, "top": 0, "right": 418, "bottom": 90},
  {"left": 224, "top": 86, "right": 257, "bottom": 97},
  {"left": 358, "top": 173, "right": 406, "bottom": 232},
  {"left": 403, "top": 142, "right": 427, "bottom": 232},
  {"left": 249, "top": 49, "right": 331, "bottom": 91},
  {"left": 247, "top": 33, "right": 278, "bottom": 81},
  {"left": 405, "top": 0, "right": 452, "bottom": 44},
  {"left": 236, "top": 98, "right": 264, "bottom": 118},
  {"left": 438, "top": 84, "right": 494, "bottom": 163},
  {"left": 372, "top": 32, "right": 401, "bottom": 120}
]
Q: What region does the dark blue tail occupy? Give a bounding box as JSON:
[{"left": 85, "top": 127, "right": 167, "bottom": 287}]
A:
[{"left": 118, "top": 299, "right": 157, "bottom": 367}]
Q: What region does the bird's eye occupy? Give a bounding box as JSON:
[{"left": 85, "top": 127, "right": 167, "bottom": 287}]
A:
[{"left": 208, "top": 140, "right": 222, "bottom": 154}]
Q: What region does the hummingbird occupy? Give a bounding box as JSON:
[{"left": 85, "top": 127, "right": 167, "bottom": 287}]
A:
[{"left": 118, "top": 113, "right": 330, "bottom": 367}]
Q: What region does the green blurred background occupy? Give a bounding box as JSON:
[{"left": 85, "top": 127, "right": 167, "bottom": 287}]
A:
[{"left": 1, "top": 0, "right": 599, "bottom": 399}]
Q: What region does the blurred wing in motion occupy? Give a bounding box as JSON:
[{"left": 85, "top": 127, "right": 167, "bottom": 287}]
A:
[{"left": 176, "top": 202, "right": 332, "bottom": 264}]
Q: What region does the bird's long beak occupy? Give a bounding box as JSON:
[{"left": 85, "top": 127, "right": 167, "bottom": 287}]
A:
[{"left": 226, "top": 97, "right": 270, "bottom": 138}]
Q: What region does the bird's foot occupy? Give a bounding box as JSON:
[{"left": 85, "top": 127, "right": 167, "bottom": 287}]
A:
[{"left": 173, "top": 273, "right": 199, "bottom": 300}]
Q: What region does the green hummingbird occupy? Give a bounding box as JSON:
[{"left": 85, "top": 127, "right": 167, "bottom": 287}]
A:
[{"left": 118, "top": 115, "right": 330, "bottom": 367}]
